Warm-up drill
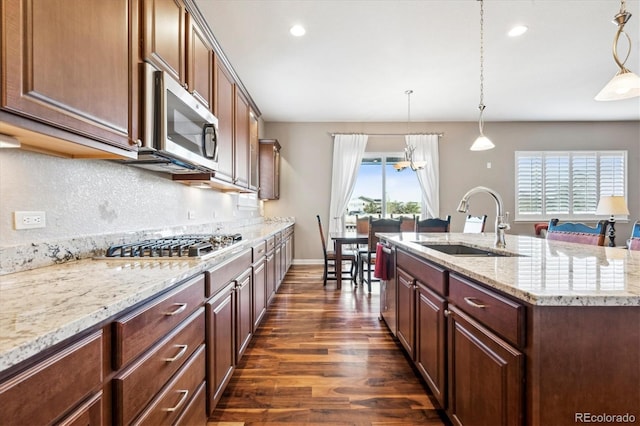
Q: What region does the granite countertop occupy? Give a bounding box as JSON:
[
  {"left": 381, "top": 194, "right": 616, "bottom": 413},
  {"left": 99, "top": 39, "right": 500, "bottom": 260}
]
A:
[
  {"left": 378, "top": 232, "right": 640, "bottom": 307},
  {"left": 0, "top": 222, "right": 293, "bottom": 374}
]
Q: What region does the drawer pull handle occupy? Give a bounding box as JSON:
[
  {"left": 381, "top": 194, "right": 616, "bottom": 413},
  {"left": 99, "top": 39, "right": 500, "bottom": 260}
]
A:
[
  {"left": 162, "top": 390, "right": 189, "bottom": 412},
  {"left": 163, "top": 344, "right": 188, "bottom": 362},
  {"left": 464, "top": 297, "right": 486, "bottom": 309},
  {"left": 165, "top": 303, "right": 187, "bottom": 316}
]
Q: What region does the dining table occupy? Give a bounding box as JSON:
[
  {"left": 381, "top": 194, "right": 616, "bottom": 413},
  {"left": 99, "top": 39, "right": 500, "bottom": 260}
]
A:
[{"left": 329, "top": 231, "right": 369, "bottom": 289}]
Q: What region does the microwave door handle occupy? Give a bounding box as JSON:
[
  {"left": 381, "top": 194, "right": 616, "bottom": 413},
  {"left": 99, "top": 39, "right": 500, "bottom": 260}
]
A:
[{"left": 202, "top": 123, "right": 218, "bottom": 160}]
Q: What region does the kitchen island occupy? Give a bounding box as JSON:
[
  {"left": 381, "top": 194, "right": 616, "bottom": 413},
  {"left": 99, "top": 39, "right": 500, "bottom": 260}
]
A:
[{"left": 377, "top": 232, "right": 639, "bottom": 426}]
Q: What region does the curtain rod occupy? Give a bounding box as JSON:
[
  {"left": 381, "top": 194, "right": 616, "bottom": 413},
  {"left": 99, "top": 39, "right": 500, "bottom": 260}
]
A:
[{"left": 329, "top": 132, "right": 443, "bottom": 137}]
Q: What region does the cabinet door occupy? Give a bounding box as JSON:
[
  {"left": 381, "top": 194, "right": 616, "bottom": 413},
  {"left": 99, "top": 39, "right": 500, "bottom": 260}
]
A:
[
  {"left": 186, "top": 14, "right": 213, "bottom": 110},
  {"left": 416, "top": 282, "right": 447, "bottom": 408},
  {"left": 235, "top": 271, "right": 252, "bottom": 361},
  {"left": 252, "top": 259, "right": 267, "bottom": 331},
  {"left": 1, "top": 0, "right": 136, "bottom": 151},
  {"left": 396, "top": 268, "right": 415, "bottom": 358},
  {"left": 234, "top": 89, "right": 250, "bottom": 187},
  {"left": 142, "top": 0, "right": 185, "bottom": 84},
  {"left": 258, "top": 140, "right": 281, "bottom": 200},
  {"left": 248, "top": 110, "right": 259, "bottom": 191},
  {"left": 213, "top": 56, "right": 235, "bottom": 183},
  {"left": 205, "top": 283, "right": 235, "bottom": 414},
  {"left": 266, "top": 253, "right": 276, "bottom": 306},
  {"left": 448, "top": 305, "right": 523, "bottom": 426}
]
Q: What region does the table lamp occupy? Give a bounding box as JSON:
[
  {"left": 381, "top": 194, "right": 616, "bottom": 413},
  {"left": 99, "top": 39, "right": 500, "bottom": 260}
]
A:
[{"left": 596, "top": 195, "right": 629, "bottom": 247}]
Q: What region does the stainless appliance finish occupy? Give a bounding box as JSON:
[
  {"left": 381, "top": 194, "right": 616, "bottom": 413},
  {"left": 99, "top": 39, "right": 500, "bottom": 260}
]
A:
[
  {"left": 105, "top": 234, "right": 242, "bottom": 259},
  {"left": 125, "top": 62, "right": 219, "bottom": 174}
]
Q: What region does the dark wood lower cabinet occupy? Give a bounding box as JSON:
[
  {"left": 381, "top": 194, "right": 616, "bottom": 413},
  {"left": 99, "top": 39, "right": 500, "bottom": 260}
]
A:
[
  {"left": 396, "top": 268, "right": 415, "bottom": 358},
  {"left": 415, "top": 282, "right": 447, "bottom": 409},
  {"left": 447, "top": 305, "right": 524, "bottom": 426},
  {"left": 235, "top": 271, "right": 252, "bottom": 361},
  {"left": 205, "top": 282, "right": 235, "bottom": 414},
  {"left": 252, "top": 258, "right": 267, "bottom": 331}
]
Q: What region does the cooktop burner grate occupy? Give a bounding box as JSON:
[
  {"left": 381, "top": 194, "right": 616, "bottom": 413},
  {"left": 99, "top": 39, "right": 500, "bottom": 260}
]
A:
[{"left": 105, "top": 234, "right": 242, "bottom": 258}]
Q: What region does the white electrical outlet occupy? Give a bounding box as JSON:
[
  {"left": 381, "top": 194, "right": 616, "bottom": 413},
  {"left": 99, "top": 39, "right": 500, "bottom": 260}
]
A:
[{"left": 14, "top": 211, "right": 46, "bottom": 230}]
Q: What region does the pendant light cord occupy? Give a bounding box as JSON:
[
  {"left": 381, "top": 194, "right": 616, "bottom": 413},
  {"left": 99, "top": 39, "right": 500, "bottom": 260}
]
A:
[{"left": 478, "top": 0, "right": 486, "bottom": 136}]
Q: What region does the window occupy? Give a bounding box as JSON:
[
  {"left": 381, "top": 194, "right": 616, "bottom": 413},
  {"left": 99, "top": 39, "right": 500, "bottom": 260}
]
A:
[
  {"left": 515, "top": 150, "right": 627, "bottom": 221},
  {"left": 345, "top": 153, "right": 423, "bottom": 228}
]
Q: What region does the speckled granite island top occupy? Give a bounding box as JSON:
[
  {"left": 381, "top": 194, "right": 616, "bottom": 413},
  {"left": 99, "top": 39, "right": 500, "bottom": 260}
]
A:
[
  {"left": 0, "top": 222, "right": 292, "bottom": 374},
  {"left": 378, "top": 232, "right": 640, "bottom": 307}
]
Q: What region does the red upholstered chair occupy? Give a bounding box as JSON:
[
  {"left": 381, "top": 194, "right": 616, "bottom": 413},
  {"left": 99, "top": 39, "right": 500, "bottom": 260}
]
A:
[
  {"left": 415, "top": 216, "right": 451, "bottom": 233},
  {"left": 628, "top": 221, "right": 640, "bottom": 251},
  {"left": 546, "top": 219, "right": 607, "bottom": 246}
]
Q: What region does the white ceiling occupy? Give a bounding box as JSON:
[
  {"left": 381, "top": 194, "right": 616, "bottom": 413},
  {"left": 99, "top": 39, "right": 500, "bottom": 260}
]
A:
[{"left": 196, "top": 0, "right": 640, "bottom": 123}]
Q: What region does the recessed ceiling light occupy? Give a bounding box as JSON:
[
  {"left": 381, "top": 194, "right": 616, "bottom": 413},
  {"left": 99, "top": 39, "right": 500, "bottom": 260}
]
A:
[
  {"left": 508, "top": 25, "right": 528, "bottom": 37},
  {"left": 290, "top": 25, "right": 306, "bottom": 37}
]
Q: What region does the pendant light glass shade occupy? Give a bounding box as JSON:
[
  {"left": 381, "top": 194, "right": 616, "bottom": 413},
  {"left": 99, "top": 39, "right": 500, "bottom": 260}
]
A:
[
  {"left": 470, "top": 135, "right": 495, "bottom": 151},
  {"left": 595, "top": 69, "right": 640, "bottom": 100},
  {"left": 595, "top": 2, "right": 640, "bottom": 101}
]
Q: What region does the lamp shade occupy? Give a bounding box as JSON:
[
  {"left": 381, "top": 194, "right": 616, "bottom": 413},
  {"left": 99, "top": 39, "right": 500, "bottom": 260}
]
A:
[
  {"left": 595, "top": 70, "right": 640, "bottom": 101},
  {"left": 596, "top": 195, "right": 630, "bottom": 216}
]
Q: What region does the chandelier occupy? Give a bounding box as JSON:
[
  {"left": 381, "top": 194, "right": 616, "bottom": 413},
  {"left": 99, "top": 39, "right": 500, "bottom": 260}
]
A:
[{"left": 394, "top": 90, "right": 426, "bottom": 172}]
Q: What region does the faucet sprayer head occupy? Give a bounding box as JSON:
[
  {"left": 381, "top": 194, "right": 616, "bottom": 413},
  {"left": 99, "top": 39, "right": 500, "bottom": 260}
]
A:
[{"left": 457, "top": 199, "right": 469, "bottom": 213}]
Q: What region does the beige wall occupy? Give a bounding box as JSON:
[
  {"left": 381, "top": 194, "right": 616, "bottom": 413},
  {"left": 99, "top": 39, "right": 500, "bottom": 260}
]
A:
[{"left": 263, "top": 121, "right": 640, "bottom": 262}]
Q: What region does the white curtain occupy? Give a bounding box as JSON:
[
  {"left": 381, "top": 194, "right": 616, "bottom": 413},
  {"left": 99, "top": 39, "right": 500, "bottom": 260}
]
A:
[
  {"left": 328, "top": 134, "right": 368, "bottom": 234},
  {"left": 406, "top": 134, "right": 440, "bottom": 219}
]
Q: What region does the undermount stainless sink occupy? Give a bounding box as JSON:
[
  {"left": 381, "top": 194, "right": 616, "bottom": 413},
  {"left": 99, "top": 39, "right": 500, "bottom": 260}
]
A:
[{"left": 415, "top": 243, "right": 516, "bottom": 257}]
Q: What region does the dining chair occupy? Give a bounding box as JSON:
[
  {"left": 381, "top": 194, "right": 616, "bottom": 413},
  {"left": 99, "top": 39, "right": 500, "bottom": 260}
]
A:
[
  {"left": 316, "top": 215, "right": 357, "bottom": 286},
  {"left": 463, "top": 215, "right": 487, "bottom": 233},
  {"left": 415, "top": 216, "right": 451, "bottom": 233},
  {"left": 546, "top": 218, "right": 607, "bottom": 246},
  {"left": 399, "top": 215, "right": 417, "bottom": 232},
  {"left": 359, "top": 217, "right": 402, "bottom": 292},
  {"left": 627, "top": 220, "right": 640, "bottom": 250}
]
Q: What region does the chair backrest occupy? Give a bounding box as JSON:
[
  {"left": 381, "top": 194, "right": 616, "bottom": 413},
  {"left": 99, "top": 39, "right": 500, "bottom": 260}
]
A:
[
  {"left": 355, "top": 215, "right": 370, "bottom": 234},
  {"left": 463, "top": 215, "right": 487, "bottom": 233},
  {"left": 316, "top": 215, "right": 328, "bottom": 257},
  {"left": 628, "top": 220, "right": 640, "bottom": 250},
  {"left": 546, "top": 218, "right": 607, "bottom": 246},
  {"left": 399, "top": 215, "right": 416, "bottom": 232},
  {"left": 368, "top": 217, "right": 402, "bottom": 252},
  {"left": 416, "top": 216, "right": 451, "bottom": 233}
]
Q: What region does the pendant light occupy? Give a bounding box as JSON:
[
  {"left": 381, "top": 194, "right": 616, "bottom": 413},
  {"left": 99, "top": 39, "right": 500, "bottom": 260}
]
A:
[
  {"left": 394, "top": 90, "right": 426, "bottom": 171},
  {"left": 470, "top": 0, "right": 495, "bottom": 151},
  {"left": 595, "top": 0, "right": 640, "bottom": 101}
]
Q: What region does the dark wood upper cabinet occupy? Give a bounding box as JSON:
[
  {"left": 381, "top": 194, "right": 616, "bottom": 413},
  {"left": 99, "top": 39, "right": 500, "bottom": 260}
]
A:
[
  {"left": 213, "top": 56, "right": 235, "bottom": 184},
  {"left": 258, "top": 139, "right": 281, "bottom": 200},
  {"left": 142, "top": 0, "right": 186, "bottom": 84},
  {"left": 234, "top": 89, "right": 250, "bottom": 187},
  {"left": 1, "top": 0, "right": 139, "bottom": 154},
  {"left": 186, "top": 13, "right": 213, "bottom": 110}
]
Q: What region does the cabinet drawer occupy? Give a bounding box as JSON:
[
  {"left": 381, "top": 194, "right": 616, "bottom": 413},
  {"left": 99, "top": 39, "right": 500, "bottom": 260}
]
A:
[
  {"left": 266, "top": 236, "right": 276, "bottom": 252},
  {"left": 114, "top": 308, "right": 205, "bottom": 425},
  {"left": 206, "top": 248, "right": 252, "bottom": 298},
  {"left": 114, "top": 274, "right": 205, "bottom": 369},
  {"left": 174, "top": 382, "right": 207, "bottom": 426},
  {"left": 252, "top": 240, "right": 267, "bottom": 261},
  {"left": 397, "top": 249, "right": 448, "bottom": 295},
  {"left": 0, "top": 331, "right": 102, "bottom": 426},
  {"left": 133, "top": 345, "right": 206, "bottom": 425},
  {"left": 57, "top": 391, "right": 102, "bottom": 426},
  {"left": 449, "top": 273, "right": 525, "bottom": 348}
]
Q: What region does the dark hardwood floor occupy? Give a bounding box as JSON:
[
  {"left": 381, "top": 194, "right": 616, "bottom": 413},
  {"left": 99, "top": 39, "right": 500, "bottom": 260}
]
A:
[{"left": 208, "top": 265, "right": 448, "bottom": 425}]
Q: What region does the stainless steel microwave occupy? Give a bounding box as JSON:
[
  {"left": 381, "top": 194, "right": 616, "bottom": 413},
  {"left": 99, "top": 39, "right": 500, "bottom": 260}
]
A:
[{"left": 127, "top": 62, "right": 219, "bottom": 174}]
